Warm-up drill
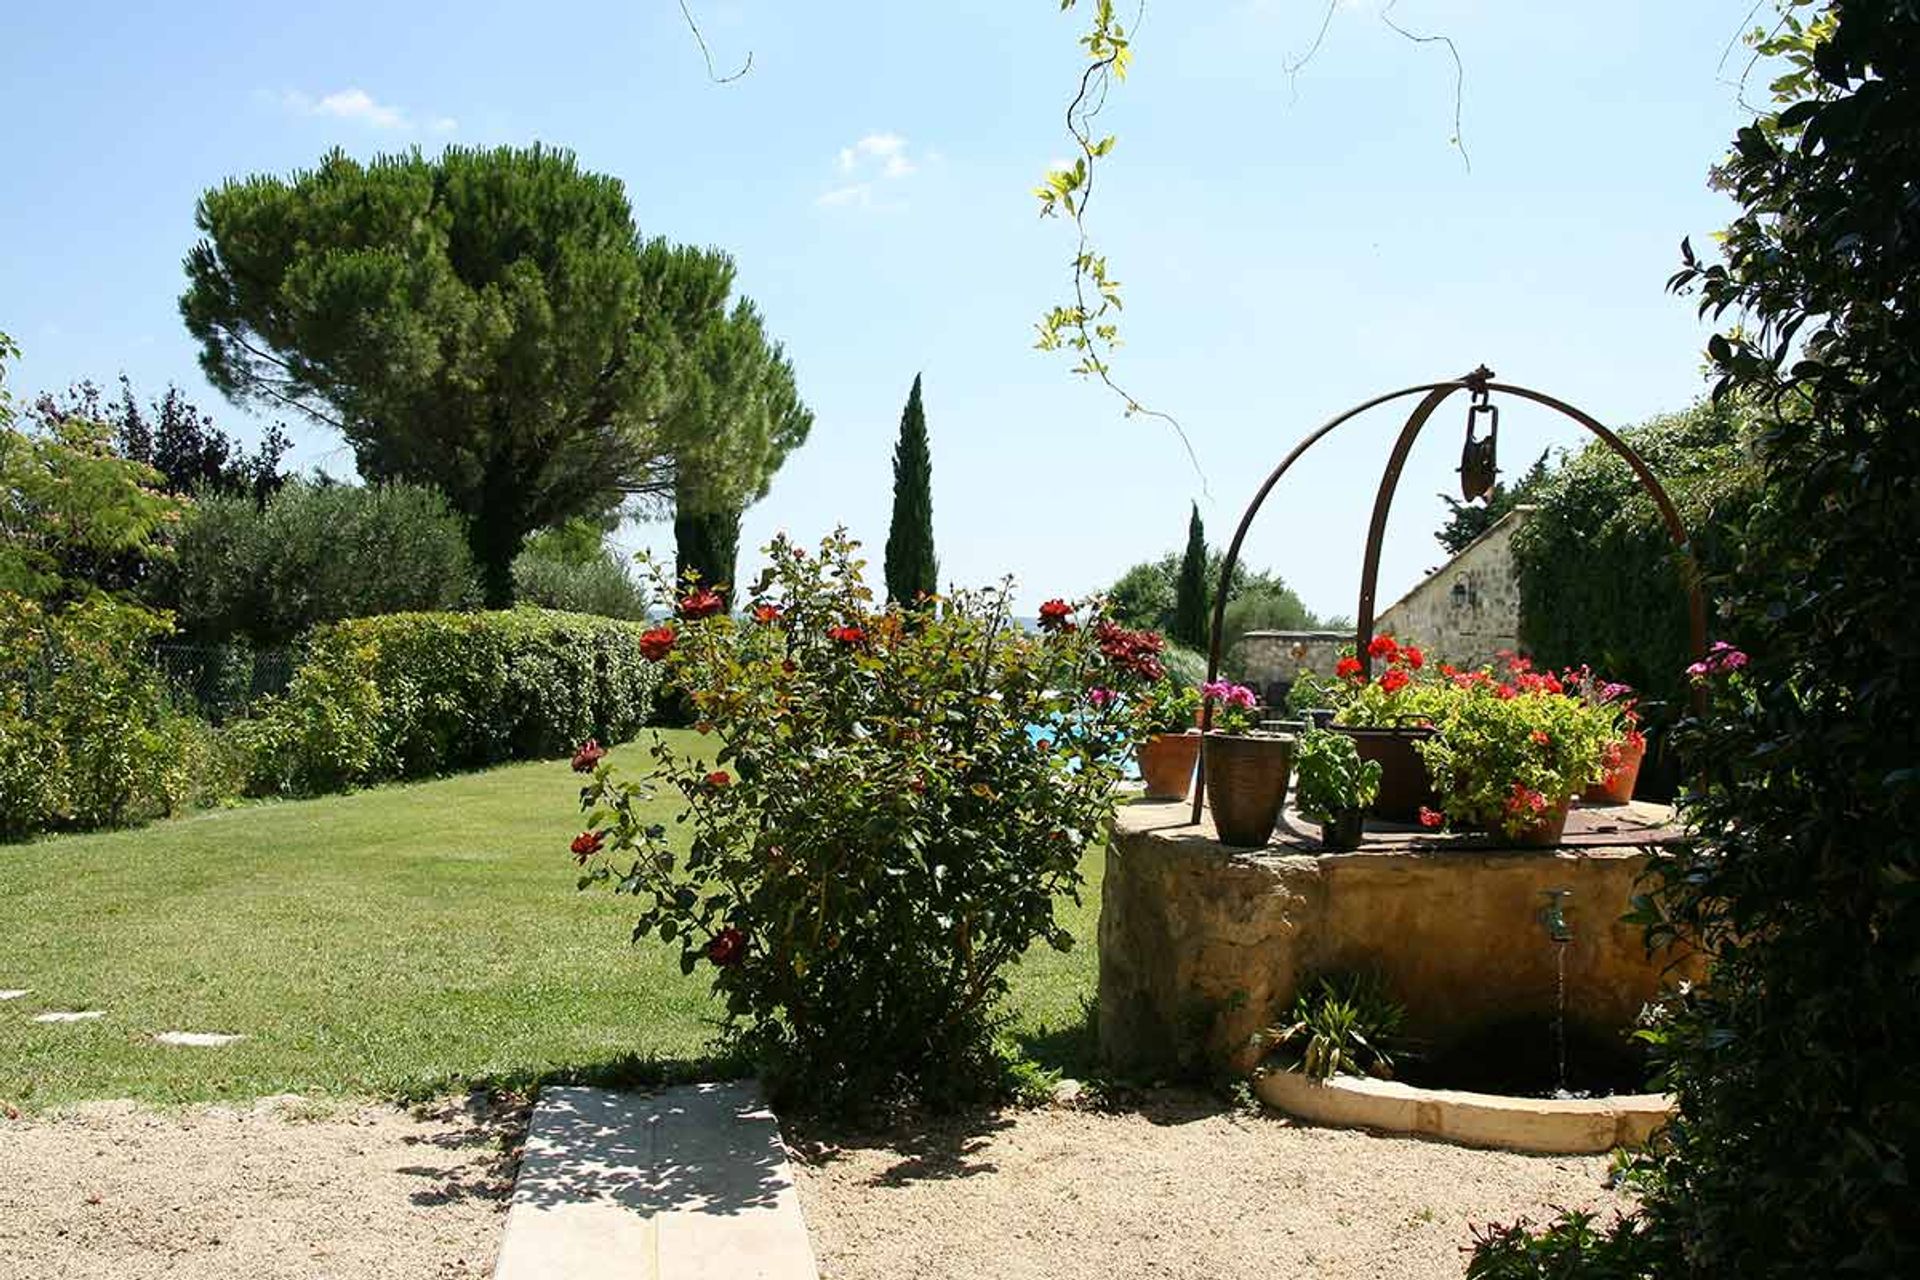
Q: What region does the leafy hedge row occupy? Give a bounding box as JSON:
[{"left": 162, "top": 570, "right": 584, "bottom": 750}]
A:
[
  {"left": 238, "top": 608, "right": 663, "bottom": 796},
  {"left": 0, "top": 595, "right": 202, "bottom": 837}
]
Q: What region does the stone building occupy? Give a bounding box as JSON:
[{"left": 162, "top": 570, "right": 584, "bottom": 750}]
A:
[{"left": 1240, "top": 506, "right": 1533, "bottom": 693}]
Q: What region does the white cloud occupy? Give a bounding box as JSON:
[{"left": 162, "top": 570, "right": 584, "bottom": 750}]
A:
[
  {"left": 278, "top": 87, "right": 456, "bottom": 134},
  {"left": 822, "top": 132, "right": 920, "bottom": 208}
]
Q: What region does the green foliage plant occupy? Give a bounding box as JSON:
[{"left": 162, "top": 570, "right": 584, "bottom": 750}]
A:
[
  {"left": 883, "top": 374, "right": 937, "bottom": 606},
  {"left": 511, "top": 519, "right": 648, "bottom": 620},
  {"left": 168, "top": 479, "right": 477, "bottom": 645},
  {"left": 0, "top": 593, "right": 186, "bottom": 837},
  {"left": 1137, "top": 678, "right": 1200, "bottom": 736},
  {"left": 239, "top": 608, "right": 661, "bottom": 795},
  {"left": 1293, "top": 729, "right": 1382, "bottom": 823},
  {"left": 572, "top": 531, "right": 1162, "bottom": 1112},
  {"left": 1262, "top": 972, "right": 1405, "bottom": 1082}
]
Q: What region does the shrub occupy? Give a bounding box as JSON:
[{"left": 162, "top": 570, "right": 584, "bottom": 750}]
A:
[
  {"left": 0, "top": 594, "right": 189, "bottom": 837},
  {"left": 574, "top": 532, "right": 1161, "bottom": 1112},
  {"left": 242, "top": 607, "right": 662, "bottom": 794},
  {"left": 1260, "top": 972, "right": 1405, "bottom": 1081},
  {"left": 166, "top": 480, "right": 478, "bottom": 646},
  {"left": 511, "top": 540, "right": 648, "bottom": 620}
]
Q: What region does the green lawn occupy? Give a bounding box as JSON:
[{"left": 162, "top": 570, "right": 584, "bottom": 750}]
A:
[{"left": 0, "top": 730, "right": 1100, "bottom": 1110}]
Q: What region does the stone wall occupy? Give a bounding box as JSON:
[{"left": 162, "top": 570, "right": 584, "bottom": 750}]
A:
[
  {"left": 1372, "top": 506, "right": 1532, "bottom": 670},
  {"left": 1236, "top": 630, "right": 1349, "bottom": 697},
  {"left": 1098, "top": 799, "right": 1701, "bottom": 1079}
]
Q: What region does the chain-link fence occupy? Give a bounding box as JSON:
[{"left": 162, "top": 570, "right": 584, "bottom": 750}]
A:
[{"left": 151, "top": 642, "right": 295, "bottom": 723}]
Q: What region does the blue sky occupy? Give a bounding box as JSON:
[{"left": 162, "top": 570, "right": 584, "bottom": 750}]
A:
[{"left": 0, "top": 0, "right": 1766, "bottom": 617}]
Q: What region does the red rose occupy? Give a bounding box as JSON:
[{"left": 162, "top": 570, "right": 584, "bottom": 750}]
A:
[
  {"left": 828, "top": 624, "right": 866, "bottom": 646},
  {"left": 1379, "top": 669, "right": 1411, "bottom": 694},
  {"left": 707, "top": 927, "right": 746, "bottom": 967},
  {"left": 571, "top": 739, "right": 606, "bottom": 772},
  {"left": 1402, "top": 645, "right": 1425, "bottom": 670},
  {"left": 1335, "top": 655, "right": 1364, "bottom": 681},
  {"left": 705, "top": 770, "right": 731, "bottom": 789},
  {"left": 639, "top": 624, "right": 677, "bottom": 662},
  {"left": 1367, "top": 634, "right": 1399, "bottom": 660},
  {"left": 680, "top": 588, "right": 725, "bottom": 620},
  {"left": 1037, "top": 599, "right": 1075, "bottom": 632},
  {"left": 752, "top": 604, "right": 781, "bottom": 624},
  {"left": 1418, "top": 807, "right": 1445, "bottom": 829},
  {"left": 570, "top": 830, "right": 604, "bottom": 863}
]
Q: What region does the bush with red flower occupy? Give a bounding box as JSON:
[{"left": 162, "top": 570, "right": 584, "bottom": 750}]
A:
[
  {"left": 1413, "top": 652, "right": 1616, "bottom": 839},
  {"left": 1328, "top": 633, "right": 1451, "bottom": 728},
  {"left": 571, "top": 530, "right": 1160, "bottom": 1111}
]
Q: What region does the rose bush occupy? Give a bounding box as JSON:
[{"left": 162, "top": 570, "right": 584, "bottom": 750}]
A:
[{"left": 574, "top": 531, "right": 1159, "bottom": 1111}]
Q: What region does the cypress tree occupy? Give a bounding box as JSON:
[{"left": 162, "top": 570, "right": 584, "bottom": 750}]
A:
[
  {"left": 884, "top": 374, "right": 937, "bottom": 606},
  {"left": 1171, "top": 502, "right": 1209, "bottom": 648}
]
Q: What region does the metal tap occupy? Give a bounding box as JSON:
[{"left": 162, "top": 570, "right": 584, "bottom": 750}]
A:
[{"left": 1540, "top": 888, "right": 1574, "bottom": 944}]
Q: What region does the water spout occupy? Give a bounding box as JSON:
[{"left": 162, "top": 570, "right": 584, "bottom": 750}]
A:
[{"left": 1540, "top": 888, "right": 1574, "bottom": 944}]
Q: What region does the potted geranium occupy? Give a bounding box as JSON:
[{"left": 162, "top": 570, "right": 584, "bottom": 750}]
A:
[
  {"left": 1565, "top": 666, "right": 1646, "bottom": 804},
  {"left": 1327, "top": 634, "right": 1443, "bottom": 822},
  {"left": 1293, "top": 729, "right": 1383, "bottom": 850},
  {"left": 1416, "top": 655, "right": 1614, "bottom": 845},
  {"left": 1201, "top": 680, "right": 1295, "bottom": 847},
  {"left": 1134, "top": 678, "right": 1202, "bottom": 800}
]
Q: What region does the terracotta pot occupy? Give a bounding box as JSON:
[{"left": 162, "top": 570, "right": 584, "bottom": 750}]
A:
[
  {"left": 1330, "top": 725, "right": 1439, "bottom": 823},
  {"left": 1202, "top": 732, "right": 1295, "bottom": 848},
  {"left": 1319, "top": 807, "right": 1365, "bottom": 851},
  {"left": 1583, "top": 734, "right": 1646, "bottom": 805},
  {"left": 1510, "top": 798, "right": 1572, "bottom": 848},
  {"left": 1137, "top": 731, "right": 1201, "bottom": 801}
]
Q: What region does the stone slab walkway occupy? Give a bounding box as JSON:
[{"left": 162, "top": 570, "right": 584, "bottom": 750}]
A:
[{"left": 493, "top": 1083, "right": 818, "bottom": 1280}]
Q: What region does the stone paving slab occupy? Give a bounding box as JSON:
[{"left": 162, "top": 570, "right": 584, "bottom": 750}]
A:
[
  {"left": 493, "top": 1083, "right": 818, "bottom": 1280},
  {"left": 31, "top": 1010, "right": 104, "bottom": 1023},
  {"left": 154, "top": 1031, "right": 244, "bottom": 1047},
  {"left": 0, "top": 989, "right": 29, "bottom": 1000}
]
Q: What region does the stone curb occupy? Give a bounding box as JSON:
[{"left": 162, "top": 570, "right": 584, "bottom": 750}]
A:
[{"left": 1256, "top": 1070, "right": 1672, "bottom": 1155}]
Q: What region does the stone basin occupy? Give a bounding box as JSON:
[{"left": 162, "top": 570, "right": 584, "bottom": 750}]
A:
[{"left": 1097, "top": 797, "right": 1701, "bottom": 1150}]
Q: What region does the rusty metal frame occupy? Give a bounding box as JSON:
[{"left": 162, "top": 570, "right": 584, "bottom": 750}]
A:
[{"left": 1189, "top": 367, "right": 1709, "bottom": 828}]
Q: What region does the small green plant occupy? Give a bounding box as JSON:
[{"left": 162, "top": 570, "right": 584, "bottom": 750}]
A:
[
  {"left": 1264, "top": 972, "right": 1405, "bottom": 1082},
  {"left": 1137, "top": 678, "right": 1200, "bottom": 735},
  {"left": 1293, "top": 729, "right": 1382, "bottom": 821}
]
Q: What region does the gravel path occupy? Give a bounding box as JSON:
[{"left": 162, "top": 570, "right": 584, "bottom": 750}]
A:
[
  {"left": 791, "top": 1091, "right": 1632, "bottom": 1280},
  {"left": 0, "top": 1095, "right": 521, "bottom": 1280}
]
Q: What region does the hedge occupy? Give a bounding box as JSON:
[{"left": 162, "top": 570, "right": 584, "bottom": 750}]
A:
[
  {"left": 238, "top": 608, "right": 663, "bottom": 795},
  {"left": 0, "top": 594, "right": 199, "bottom": 838}
]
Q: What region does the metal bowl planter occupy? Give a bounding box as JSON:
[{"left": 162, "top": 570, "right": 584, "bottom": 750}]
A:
[
  {"left": 1202, "top": 732, "right": 1295, "bottom": 847},
  {"left": 1329, "top": 723, "right": 1439, "bottom": 823},
  {"left": 1191, "top": 366, "right": 1710, "bottom": 831}
]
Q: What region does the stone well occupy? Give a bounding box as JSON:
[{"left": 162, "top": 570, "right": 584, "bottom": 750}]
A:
[{"left": 1098, "top": 799, "right": 1701, "bottom": 1080}]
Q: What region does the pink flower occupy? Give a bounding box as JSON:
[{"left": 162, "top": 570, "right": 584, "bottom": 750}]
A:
[
  {"left": 1418, "top": 807, "right": 1445, "bottom": 830},
  {"left": 1088, "top": 687, "right": 1116, "bottom": 708}
]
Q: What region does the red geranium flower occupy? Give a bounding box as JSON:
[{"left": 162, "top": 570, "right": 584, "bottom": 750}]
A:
[
  {"left": 704, "top": 770, "right": 731, "bottom": 790},
  {"left": 1335, "top": 655, "right": 1364, "bottom": 681},
  {"left": 1418, "top": 807, "right": 1445, "bottom": 829},
  {"left": 752, "top": 603, "right": 782, "bottom": 624},
  {"left": 1379, "top": 668, "right": 1411, "bottom": 694},
  {"left": 1496, "top": 684, "right": 1518, "bottom": 701},
  {"left": 1367, "top": 633, "right": 1399, "bottom": 660},
  {"left": 707, "top": 927, "right": 747, "bottom": 967},
  {"left": 1402, "top": 645, "right": 1425, "bottom": 670},
  {"left": 1530, "top": 729, "right": 1552, "bottom": 747},
  {"left": 827, "top": 624, "right": 866, "bottom": 646},
  {"left": 679, "top": 588, "right": 725, "bottom": 620},
  {"left": 1037, "top": 599, "right": 1075, "bottom": 632},
  {"left": 639, "top": 624, "right": 676, "bottom": 662},
  {"left": 571, "top": 739, "right": 606, "bottom": 772},
  {"left": 570, "top": 830, "right": 604, "bottom": 863}
]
